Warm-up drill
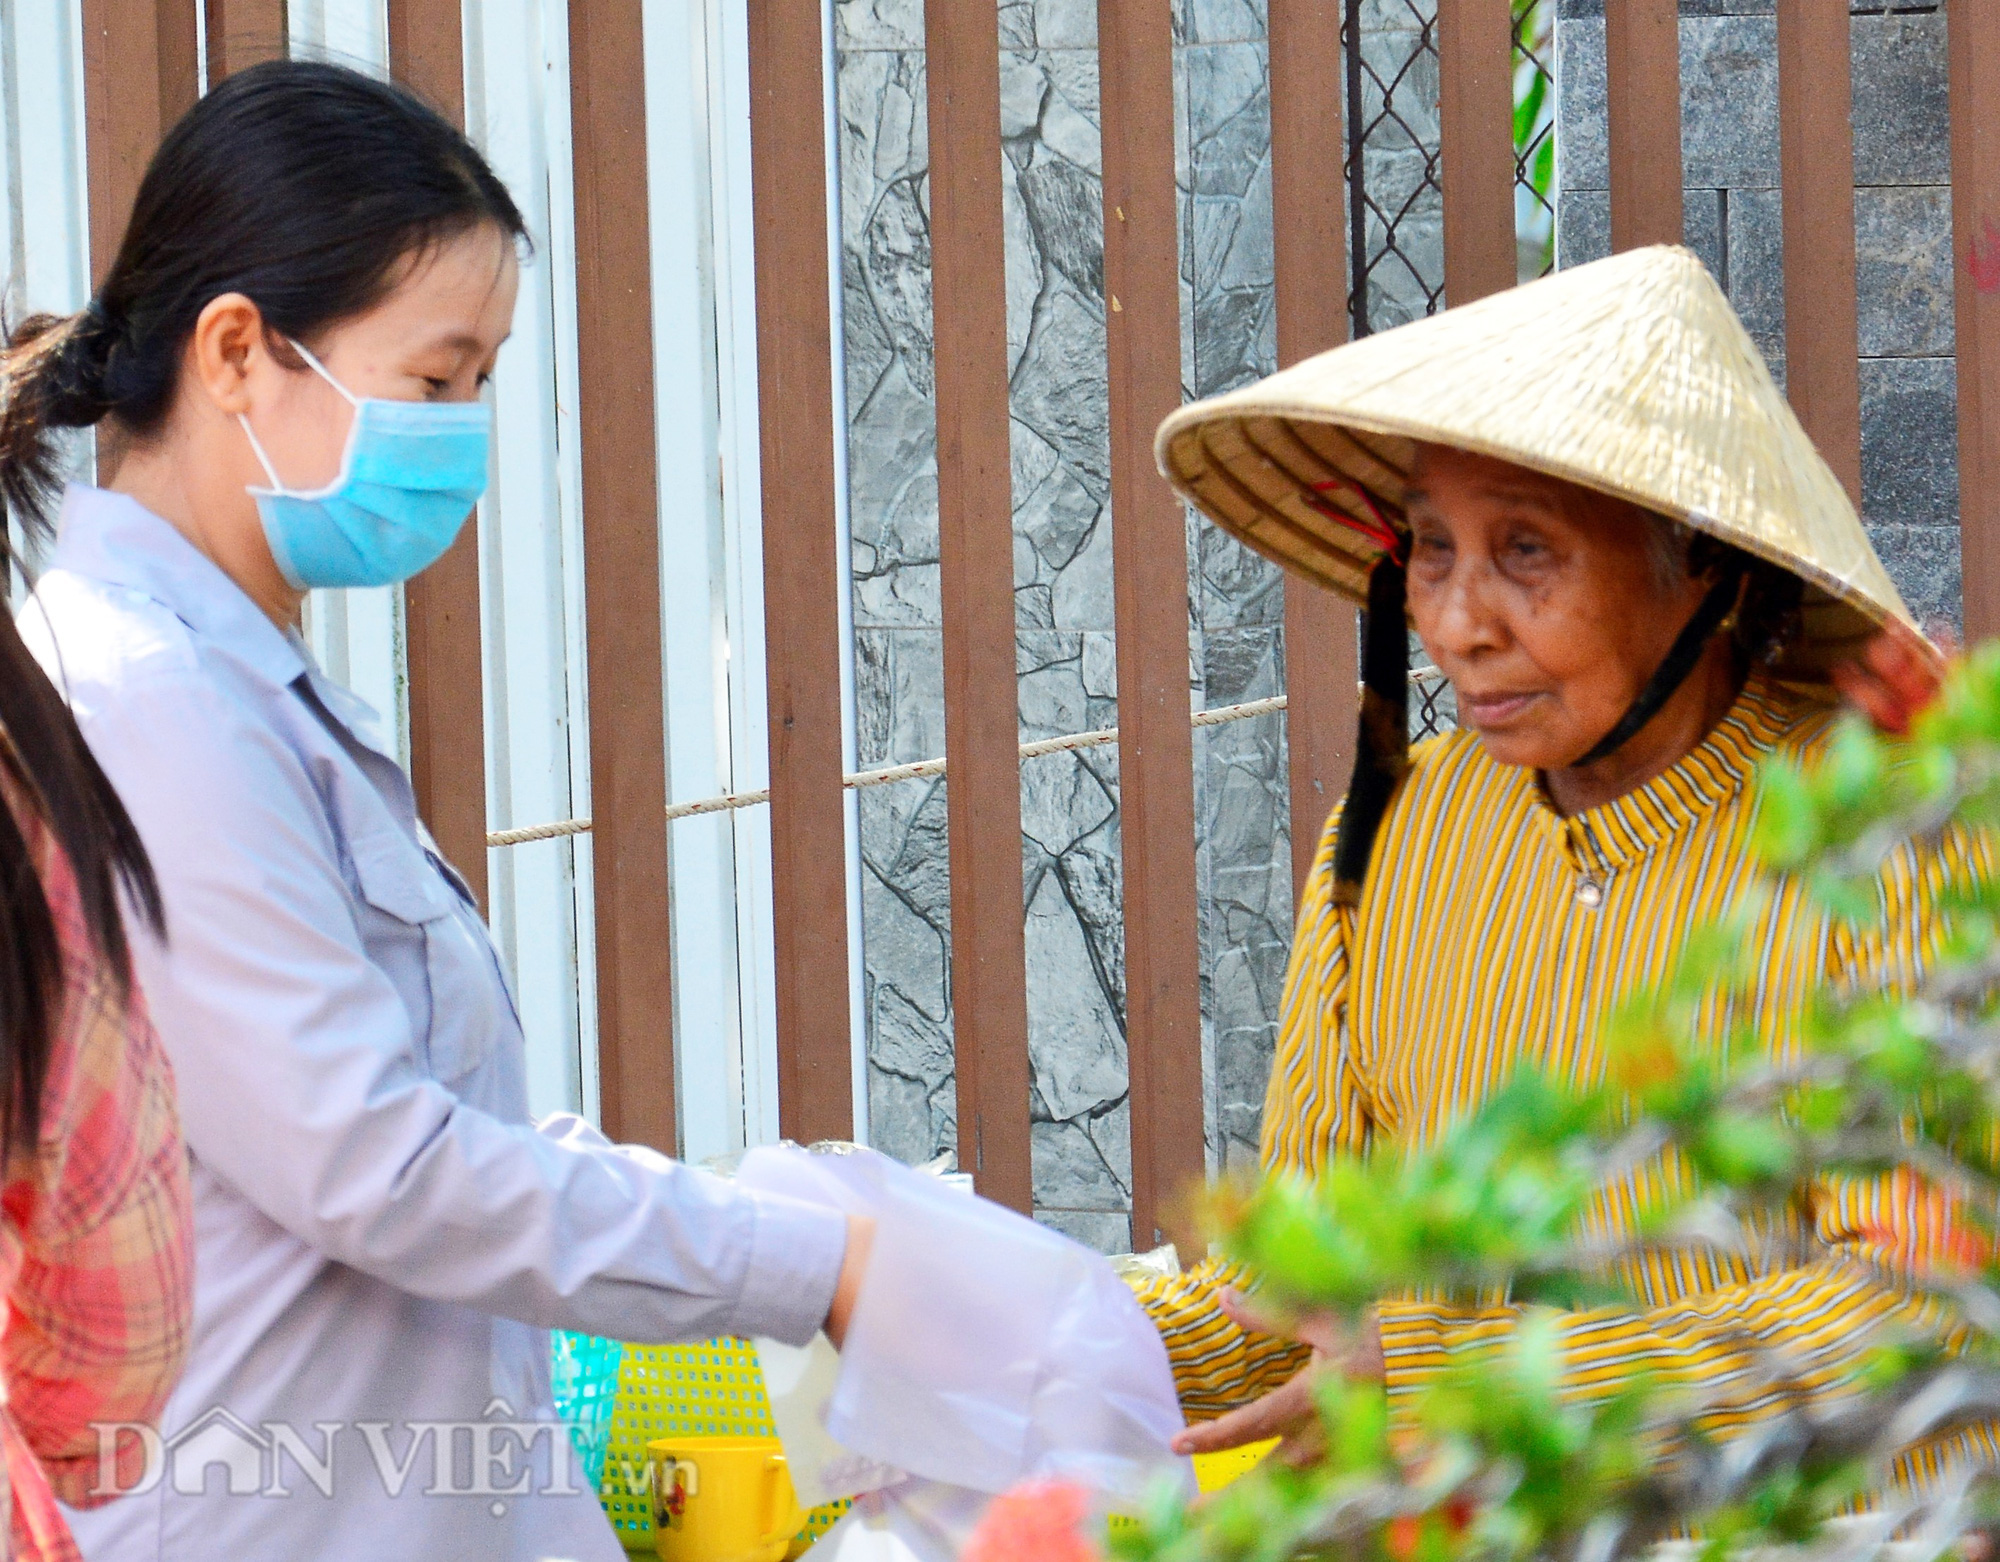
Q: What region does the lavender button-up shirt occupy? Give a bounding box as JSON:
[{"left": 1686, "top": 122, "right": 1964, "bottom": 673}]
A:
[{"left": 25, "top": 486, "right": 846, "bottom": 1562}]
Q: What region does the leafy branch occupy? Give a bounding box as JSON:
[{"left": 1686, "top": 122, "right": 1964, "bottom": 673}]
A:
[{"left": 1113, "top": 647, "right": 2000, "bottom": 1562}]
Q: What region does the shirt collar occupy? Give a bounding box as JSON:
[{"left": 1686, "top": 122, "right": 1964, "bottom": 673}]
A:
[
  {"left": 48, "top": 484, "right": 309, "bottom": 692},
  {"left": 1530, "top": 672, "right": 1822, "bottom": 874}
]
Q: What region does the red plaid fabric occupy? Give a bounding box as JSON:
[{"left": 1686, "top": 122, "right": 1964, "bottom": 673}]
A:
[{"left": 0, "top": 779, "right": 192, "bottom": 1561}]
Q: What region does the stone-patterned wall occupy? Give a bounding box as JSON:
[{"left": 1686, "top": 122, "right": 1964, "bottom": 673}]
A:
[
  {"left": 1554, "top": 0, "right": 1959, "bottom": 628},
  {"left": 839, "top": 0, "right": 1301, "bottom": 1250}
]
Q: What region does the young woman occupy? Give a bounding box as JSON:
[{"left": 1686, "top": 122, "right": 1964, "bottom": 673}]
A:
[
  {"left": 14, "top": 61, "right": 868, "bottom": 1561},
  {"left": 0, "top": 301, "right": 193, "bottom": 1561}
]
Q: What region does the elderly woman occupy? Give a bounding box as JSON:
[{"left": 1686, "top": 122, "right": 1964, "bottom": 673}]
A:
[{"left": 1134, "top": 246, "right": 1987, "bottom": 1486}]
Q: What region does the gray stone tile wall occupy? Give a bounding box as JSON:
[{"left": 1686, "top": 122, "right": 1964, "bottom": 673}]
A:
[
  {"left": 839, "top": 0, "right": 1310, "bottom": 1249},
  {"left": 1554, "top": 1, "right": 1960, "bottom": 626}
]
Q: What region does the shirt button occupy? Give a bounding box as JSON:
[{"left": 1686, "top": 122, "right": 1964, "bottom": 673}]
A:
[{"left": 1575, "top": 879, "right": 1604, "bottom": 909}]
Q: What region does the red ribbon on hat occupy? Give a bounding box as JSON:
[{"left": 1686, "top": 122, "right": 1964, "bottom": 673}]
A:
[{"left": 1303, "top": 476, "right": 1405, "bottom": 564}]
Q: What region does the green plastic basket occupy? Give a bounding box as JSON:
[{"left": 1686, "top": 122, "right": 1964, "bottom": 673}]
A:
[
  {"left": 572, "top": 1336, "right": 1270, "bottom": 1553},
  {"left": 595, "top": 1337, "right": 850, "bottom": 1554}
]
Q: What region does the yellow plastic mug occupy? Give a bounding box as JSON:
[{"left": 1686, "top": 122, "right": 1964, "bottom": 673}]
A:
[{"left": 647, "top": 1437, "right": 806, "bottom": 1562}]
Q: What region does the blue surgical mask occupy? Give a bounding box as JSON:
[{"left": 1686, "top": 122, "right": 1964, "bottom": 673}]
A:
[{"left": 240, "top": 339, "right": 491, "bottom": 590}]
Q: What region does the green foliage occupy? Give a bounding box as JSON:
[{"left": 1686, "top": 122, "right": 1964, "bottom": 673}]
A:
[
  {"left": 1116, "top": 660, "right": 2000, "bottom": 1562},
  {"left": 1512, "top": 0, "right": 1555, "bottom": 279}
]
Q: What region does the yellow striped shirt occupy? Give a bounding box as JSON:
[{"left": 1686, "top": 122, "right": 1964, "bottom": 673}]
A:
[{"left": 1137, "top": 673, "right": 1996, "bottom": 1483}]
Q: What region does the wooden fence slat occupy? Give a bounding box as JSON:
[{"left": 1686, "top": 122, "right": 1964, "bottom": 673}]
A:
[
  {"left": 568, "top": 0, "right": 676, "bottom": 1151},
  {"left": 387, "top": 0, "right": 489, "bottom": 913},
  {"left": 1099, "top": 0, "right": 1205, "bottom": 1253},
  {"left": 924, "top": 0, "right": 1033, "bottom": 1209},
  {"left": 1605, "top": 0, "right": 1681, "bottom": 252},
  {"left": 1952, "top": 0, "right": 2000, "bottom": 641},
  {"left": 746, "top": 0, "right": 854, "bottom": 1145},
  {"left": 159, "top": 1, "right": 199, "bottom": 127},
  {"left": 1776, "top": 0, "right": 1861, "bottom": 507},
  {"left": 388, "top": 0, "right": 464, "bottom": 115},
  {"left": 81, "top": 0, "right": 199, "bottom": 284},
  {"left": 401, "top": 536, "right": 487, "bottom": 907},
  {"left": 1269, "top": 0, "right": 1357, "bottom": 902},
  {"left": 1437, "top": 0, "right": 1518, "bottom": 306},
  {"left": 205, "top": 0, "right": 288, "bottom": 80}
]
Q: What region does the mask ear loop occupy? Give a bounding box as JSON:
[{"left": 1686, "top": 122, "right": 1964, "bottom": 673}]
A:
[
  {"left": 237, "top": 412, "right": 289, "bottom": 494},
  {"left": 237, "top": 337, "right": 360, "bottom": 497},
  {"left": 283, "top": 338, "right": 361, "bottom": 407}
]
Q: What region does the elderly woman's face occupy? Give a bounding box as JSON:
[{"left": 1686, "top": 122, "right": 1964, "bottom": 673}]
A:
[{"left": 1403, "top": 445, "right": 1711, "bottom": 772}]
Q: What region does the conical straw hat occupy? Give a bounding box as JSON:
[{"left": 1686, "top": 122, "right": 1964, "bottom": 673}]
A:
[{"left": 1155, "top": 245, "right": 1922, "bottom": 679}]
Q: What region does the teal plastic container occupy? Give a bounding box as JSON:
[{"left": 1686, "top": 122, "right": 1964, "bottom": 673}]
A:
[{"left": 551, "top": 1330, "right": 626, "bottom": 1493}]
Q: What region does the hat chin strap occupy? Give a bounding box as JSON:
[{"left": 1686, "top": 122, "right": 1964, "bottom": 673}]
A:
[{"left": 1570, "top": 565, "right": 1747, "bottom": 771}]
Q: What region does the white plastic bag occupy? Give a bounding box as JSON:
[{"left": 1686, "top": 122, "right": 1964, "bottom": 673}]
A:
[
  {"left": 752, "top": 1332, "right": 903, "bottom": 1510},
  {"left": 735, "top": 1144, "right": 1192, "bottom": 1512},
  {"left": 804, "top": 1477, "right": 994, "bottom": 1562}
]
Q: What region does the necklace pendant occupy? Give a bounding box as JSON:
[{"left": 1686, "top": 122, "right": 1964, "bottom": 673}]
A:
[{"left": 1575, "top": 878, "right": 1604, "bottom": 910}]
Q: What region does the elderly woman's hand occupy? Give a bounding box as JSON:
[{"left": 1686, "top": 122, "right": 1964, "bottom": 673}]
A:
[
  {"left": 1835, "top": 618, "right": 1950, "bottom": 735},
  {"left": 1169, "top": 1289, "right": 1382, "bottom": 1461}
]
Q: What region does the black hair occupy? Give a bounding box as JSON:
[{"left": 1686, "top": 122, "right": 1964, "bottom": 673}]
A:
[
  {"left": 0, "top": 59, "right": 525, "bottom": 1153},
  {"left": 1642, "top": 514, "right": 1803, "bottom": 673},
  {"left": 1685, "top": 531, "right": 1806, "bottom": 674}
]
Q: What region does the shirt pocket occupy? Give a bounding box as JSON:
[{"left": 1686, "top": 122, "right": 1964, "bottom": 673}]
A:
[{"left": 347, "top": 834, "right": 500, "bottom": 1084}]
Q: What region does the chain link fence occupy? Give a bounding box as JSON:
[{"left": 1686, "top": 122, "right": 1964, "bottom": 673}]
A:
[
  {"left": 1343, "top": 0, "right": 1444, "bottom": 338},
  {"left": 1513, "top": 0, "right": 1557, "bottom": 280}
]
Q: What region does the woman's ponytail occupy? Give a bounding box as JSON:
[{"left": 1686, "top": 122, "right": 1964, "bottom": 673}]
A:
[
  {"left": 0, "top": 296, "right": 165, "bottom": 1159},
  {"left": 0, "top": 306, "right": 119, "bottom": 532},
  {"left": 0, "top": 296, "right": 168, "bottom": 1167}
]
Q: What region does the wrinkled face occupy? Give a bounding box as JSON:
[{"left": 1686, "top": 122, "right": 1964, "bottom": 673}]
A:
[{"left": 1403, "top": 445, "right": 1710, "bottom": 771}]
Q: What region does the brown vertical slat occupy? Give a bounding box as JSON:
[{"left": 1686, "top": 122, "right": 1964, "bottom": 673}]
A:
[
  {"left": 80, "top": 0, "right": 199, "bottom": 283},
  {"left": 746, "top": 0, "right": 854, "bottom": 1144},
  {"left": 924, "top": 0, "right": 1033, "bottom": 1209},
  {"left": 1776, "top": 0, "right": 1860, "bottom": 506},
  {"left": 401, "top": 543, "right": 487, "bottom": 908},
  {"left": 1605, "top": 0, "right": 1681, "bottom": 252},
  {"left": 158, "top": 1, "right": 199, "bottom": 125},
  {"left": 205, "top": 0, "right": 287, "bottom": 80},
  {"left": 1437, "top": 0, "right": 1517, "bottom": 305},
  {"left": 387, "top": 1, "right": 489, "bottom": 912},
  {"left": 1951, "top": 0, "right": 2000, "bottom": 640},
  {"left": 1269, "top": 0, "right": 1357, "bottom": 902},
  {"left": 388, "top": 0, "right": 464, "bottom": 117},
  {"left": 1100, "top": 0, "right": 1204, "bottom": 1252},
  {"left": 569, "top": 0, "right": 676, "bottom": 1150}
]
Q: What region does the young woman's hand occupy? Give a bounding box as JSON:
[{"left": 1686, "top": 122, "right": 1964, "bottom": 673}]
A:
[
  {"left": 1169, "top": 1289, "right": 1381, "bottom": 1462},
  {"left": 824, "top": 1214, "right": 876, "bottom": 1348},
  {"left": 1834, "top": 618, "right": 1951, "bottom": 736}
]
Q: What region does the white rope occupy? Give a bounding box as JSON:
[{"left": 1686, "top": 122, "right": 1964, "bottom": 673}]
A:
[{"left": 483, "top": 673, "right": 1447, "bottom": 850}]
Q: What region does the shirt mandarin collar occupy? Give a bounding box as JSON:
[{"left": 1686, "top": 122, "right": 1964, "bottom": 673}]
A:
[
  {"left": 50, "top": 484, "right": 308, "bottom": 692},
  {"left": 1528, "top": 673, "right": 1817, "bottom": 874}
]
